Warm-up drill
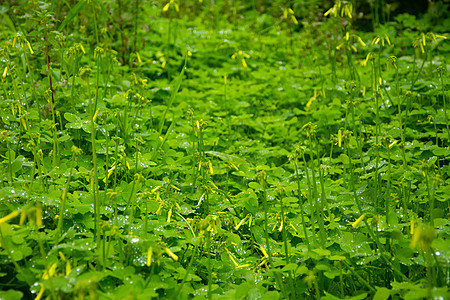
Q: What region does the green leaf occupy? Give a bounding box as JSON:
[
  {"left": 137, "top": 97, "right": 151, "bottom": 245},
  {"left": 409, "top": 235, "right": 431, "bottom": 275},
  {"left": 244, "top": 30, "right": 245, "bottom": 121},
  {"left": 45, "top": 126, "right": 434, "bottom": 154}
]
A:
[
  {"left": 248, "top": 182, "right": 262, "bottom": 191},
  {"left": 313, "top": 248, "right": 331, "bottom": 257},
  {"left": 235, "top": 282, "right": 252, "bottom": 299},
  {"left": 261, "top": 291, "right": 280, "bottom": 300},
  {"left": 10, "top": 156, "right": 24, "bottom": 173},
  {"left": 0, "top": 290, "right": 23, "bottom": 300},
  {"left": 58, "top": 0, "right": 87, "bottom": 32},
  {"left": 373, "top": 287, "right": 391, "bottom": 300},
  {"left": 244, "top": 194, "right": 259, "bottom": 214}
]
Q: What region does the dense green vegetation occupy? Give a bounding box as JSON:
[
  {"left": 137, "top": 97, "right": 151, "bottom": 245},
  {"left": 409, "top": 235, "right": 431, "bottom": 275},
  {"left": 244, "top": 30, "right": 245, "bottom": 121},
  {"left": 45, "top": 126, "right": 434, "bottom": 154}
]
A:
[{"left": 0, "top": 0, "right": 448, "bottom": 299}]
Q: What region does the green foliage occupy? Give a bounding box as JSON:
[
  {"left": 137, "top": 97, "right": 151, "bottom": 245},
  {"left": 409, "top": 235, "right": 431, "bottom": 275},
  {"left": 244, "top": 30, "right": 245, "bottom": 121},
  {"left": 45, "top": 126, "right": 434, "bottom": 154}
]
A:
[{"left": 0, "top": 0, "right": 448, "bottom": 299}]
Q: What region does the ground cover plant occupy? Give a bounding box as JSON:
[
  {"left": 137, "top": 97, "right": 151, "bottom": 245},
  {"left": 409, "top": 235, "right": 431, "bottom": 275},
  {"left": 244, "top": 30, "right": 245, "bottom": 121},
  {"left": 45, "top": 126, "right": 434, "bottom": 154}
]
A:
[{"left": 0, "top": 0, "right": 448, "bottom": 299}]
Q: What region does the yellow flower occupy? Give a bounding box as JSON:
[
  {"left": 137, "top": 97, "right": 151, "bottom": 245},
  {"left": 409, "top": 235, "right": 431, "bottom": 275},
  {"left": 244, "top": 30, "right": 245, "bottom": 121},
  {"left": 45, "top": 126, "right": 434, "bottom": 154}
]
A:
[
  {"left": 338, "top": 129, "right": 342, "bottom": 147},
  {"left": 167, "top": 208, "right": 172, "bottom": 223},
  {"left": 2, "top": 67, "right": 7, "bottom": 78},
  {"left": 35, "top": 284, "right": 45, "bottom": 300},
  {"left": 93, "top": 108, "right": 100, "bottom": 122},
  {"left": 36, "top": 206, "right": 43, "bottom": 227},
  {"left": 147, "top": 247, "right": 153, "bottom": 267},
  {"left": 0, "top": 210, "right": 20, "bottom": 225},
  {"left": 356, "top": 36, "right": 366, "bottom": 47},
  {"left": 26, "top": 41, "right": 34, "bottom": 54},
  {"left": 259, "top": 244, "right": 269, "bottom": 258},
  {"left": 352, "top": 213, "right": 367, "bottom": 228},
  {"left": 410, "top": 224, "right": 435, "bottom": 251},
  {"left": 235, "top": 215, "right": 248, "bottom": 230},
  {"left": 79, "top": 43, "right": 85, "bottom": 54},
  {"left": 165, "top": 247, "right": 178, "bottom": 261},
  {"left": 66, "top": 261, "right": 72, "bottom": 276},
  {"left": 42, "top": 262, "right": 58, "bottom": 280},
  {"left": 388, "top": 140, "right": 398, "bottom": 149}
]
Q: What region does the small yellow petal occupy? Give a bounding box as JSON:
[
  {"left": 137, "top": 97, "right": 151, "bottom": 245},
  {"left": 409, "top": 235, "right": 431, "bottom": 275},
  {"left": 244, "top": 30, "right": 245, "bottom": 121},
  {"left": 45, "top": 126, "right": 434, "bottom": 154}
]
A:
[
  {"left": 2, "top": 67, "right": 7, "bottom": 78},
  {"left": 162, "top": 3, "right": 170, "bottom": 12}
]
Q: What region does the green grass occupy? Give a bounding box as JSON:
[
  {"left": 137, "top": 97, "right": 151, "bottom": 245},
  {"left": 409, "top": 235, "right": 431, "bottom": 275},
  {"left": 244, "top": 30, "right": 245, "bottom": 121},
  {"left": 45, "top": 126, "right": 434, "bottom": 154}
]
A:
[{"left": 0, "top": 0, "right": 449, "bottom": 299}]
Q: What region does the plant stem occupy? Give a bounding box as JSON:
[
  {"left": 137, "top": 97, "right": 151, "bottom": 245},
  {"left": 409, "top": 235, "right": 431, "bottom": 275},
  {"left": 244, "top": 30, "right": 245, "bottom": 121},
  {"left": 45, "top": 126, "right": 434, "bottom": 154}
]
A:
[
  {"left": 56, "top": 150, "right": 76, "bottom": 239},
  {"left": 260, "top": 173, "right": 273, "bottom": 267},
  {"left": 88, "top": 73, "right": 100, "bottom": 243},
  {"left": 293, "top": 159, "right": 310, "bottom": 250}
]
